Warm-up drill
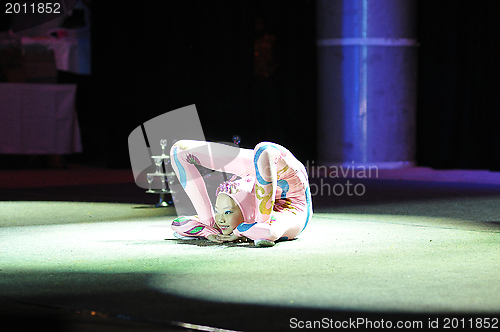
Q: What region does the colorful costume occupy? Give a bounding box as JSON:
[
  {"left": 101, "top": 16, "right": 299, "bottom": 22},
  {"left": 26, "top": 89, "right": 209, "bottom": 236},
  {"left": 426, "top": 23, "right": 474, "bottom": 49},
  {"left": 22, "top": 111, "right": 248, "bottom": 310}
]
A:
[{"left": 170, "top": 140, "right": 312, "bottom": 242}]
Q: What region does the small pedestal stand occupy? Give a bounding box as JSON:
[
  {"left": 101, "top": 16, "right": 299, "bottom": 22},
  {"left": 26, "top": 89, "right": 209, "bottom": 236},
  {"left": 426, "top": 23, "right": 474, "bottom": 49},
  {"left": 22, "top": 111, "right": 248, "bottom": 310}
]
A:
[
  {"left": 146, "top": 153, "right": 175, "bottom": 208},
  {"left": 145, "top": 135, "right": 241, "bottom": 208}
]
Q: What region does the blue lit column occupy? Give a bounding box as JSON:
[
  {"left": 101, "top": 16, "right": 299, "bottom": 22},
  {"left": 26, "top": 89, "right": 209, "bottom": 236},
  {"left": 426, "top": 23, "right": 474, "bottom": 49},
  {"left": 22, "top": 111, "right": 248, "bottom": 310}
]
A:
[{"left": 317, "top": 0, "right": 418, "bottom": 168}]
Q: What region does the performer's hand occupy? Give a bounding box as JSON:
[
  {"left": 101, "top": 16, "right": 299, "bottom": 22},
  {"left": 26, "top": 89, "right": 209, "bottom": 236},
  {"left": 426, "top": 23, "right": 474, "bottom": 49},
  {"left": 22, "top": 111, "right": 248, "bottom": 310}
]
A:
[
  {"left": 206, "top": 234, "right": 223, "bottom": 243},
  {"left": 218, "top": 233, "right": 242, "bottom": 242}
]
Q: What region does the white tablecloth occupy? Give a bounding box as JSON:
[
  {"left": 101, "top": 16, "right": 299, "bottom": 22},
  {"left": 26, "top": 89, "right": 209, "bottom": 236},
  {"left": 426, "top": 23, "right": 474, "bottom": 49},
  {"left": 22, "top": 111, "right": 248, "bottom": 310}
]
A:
[
  {"left": 0, "top": 83, "right": 82, "bottom": 154},
  {"left": 21, "top": 29, "right": 91, "bottom": 75}
]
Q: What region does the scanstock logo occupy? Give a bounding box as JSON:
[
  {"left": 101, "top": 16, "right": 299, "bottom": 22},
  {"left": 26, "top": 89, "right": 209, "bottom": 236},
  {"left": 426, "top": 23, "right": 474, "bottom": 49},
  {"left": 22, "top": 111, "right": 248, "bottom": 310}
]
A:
[{"left": 128, "top": 104, "right": 241, "bottom": 217}]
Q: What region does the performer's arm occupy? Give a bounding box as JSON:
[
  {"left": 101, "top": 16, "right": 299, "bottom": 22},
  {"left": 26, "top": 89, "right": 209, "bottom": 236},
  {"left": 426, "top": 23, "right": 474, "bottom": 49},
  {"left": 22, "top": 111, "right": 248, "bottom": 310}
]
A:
[{"left": 232, "top": 220, "right": 279, "bottom": 241}]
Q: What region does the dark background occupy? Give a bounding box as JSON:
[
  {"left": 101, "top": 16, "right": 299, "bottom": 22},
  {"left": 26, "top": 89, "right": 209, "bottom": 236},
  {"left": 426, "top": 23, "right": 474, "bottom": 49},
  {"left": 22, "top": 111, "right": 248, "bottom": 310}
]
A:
[
  {"left": 416, "top": 1, "right": 500, "bottom": 170},
  {"left": 91, "top": 0, "right": 253, "bottom": 163},
  {"left": 89, "top": 0, "right": 317, "bottom": 167},
  {"left": 3, "top": 0, "right": 500, "bottom": 171}
]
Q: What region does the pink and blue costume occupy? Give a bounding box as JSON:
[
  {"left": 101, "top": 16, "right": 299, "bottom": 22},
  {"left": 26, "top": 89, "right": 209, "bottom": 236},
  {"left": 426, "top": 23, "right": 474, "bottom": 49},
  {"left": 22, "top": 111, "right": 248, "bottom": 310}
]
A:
[{"left": 170, "top": 140, "right": 312, "bottom": 242}]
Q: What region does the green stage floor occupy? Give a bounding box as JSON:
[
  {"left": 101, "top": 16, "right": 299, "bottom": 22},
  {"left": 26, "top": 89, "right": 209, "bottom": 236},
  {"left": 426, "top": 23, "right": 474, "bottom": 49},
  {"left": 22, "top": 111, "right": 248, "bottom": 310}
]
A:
[{"left": 1, "top": 166, "right": 499, "bottom": 331}]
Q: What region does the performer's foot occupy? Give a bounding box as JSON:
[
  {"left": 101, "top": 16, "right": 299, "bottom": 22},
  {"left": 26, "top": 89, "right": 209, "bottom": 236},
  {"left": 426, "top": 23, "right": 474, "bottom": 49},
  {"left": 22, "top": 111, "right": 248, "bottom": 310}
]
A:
[{"left": 254, "top": 239, "right": 275, "bottom": 247}]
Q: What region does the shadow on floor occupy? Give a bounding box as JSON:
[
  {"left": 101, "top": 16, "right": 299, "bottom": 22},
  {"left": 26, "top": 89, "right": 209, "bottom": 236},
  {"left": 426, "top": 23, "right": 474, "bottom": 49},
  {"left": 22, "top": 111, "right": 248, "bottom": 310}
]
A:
[{"left": 1, "top": 270, "right": 481, "bottom": 332}]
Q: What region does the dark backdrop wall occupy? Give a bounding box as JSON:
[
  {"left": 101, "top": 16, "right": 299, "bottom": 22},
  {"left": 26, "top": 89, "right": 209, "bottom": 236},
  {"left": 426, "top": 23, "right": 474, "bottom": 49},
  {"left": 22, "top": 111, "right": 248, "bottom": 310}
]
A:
[
  {"left": 90, "top": 0, "right": 317, "bottom": 168},
  {"left": 416, "top": 0, "right": 500, "bottom": 171},
  {"left": 88, "top": 1, "right": 500, "bottom": 170}
]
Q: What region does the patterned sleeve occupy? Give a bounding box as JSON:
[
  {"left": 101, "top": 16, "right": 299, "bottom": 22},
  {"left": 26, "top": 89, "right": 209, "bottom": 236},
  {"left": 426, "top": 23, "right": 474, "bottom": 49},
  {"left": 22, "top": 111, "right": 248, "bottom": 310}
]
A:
[
  {"left": 171, "top": 215, "right": 220, "bottom": 238},
  {"left": 252, "top": 142, "right": 284, "bottom": 224}
]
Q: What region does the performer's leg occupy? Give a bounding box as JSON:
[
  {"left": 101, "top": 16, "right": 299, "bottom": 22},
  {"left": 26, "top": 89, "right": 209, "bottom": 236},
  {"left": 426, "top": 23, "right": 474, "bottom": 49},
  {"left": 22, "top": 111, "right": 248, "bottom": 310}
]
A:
[{"left": 279, "top": 145, "right": 313, "bottom": 237}]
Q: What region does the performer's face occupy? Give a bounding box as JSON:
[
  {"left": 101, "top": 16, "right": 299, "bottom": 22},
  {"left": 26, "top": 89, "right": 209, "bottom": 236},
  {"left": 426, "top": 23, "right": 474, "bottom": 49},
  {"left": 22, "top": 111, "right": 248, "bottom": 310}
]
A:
[{"left": 214, "top": 194, "right": 244, "bottom": 235}]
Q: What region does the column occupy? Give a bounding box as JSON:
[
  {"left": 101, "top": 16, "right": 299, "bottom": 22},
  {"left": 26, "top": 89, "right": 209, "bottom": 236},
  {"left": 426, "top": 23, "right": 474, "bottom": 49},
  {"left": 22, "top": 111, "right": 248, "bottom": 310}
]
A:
[{"left": 317, "top": 0, "right": 418, "bottom": 168}]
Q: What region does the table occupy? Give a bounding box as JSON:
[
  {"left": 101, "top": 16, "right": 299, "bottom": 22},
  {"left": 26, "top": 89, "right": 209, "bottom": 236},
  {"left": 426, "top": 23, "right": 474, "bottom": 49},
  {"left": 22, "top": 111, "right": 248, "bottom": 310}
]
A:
[
  {"left": 0, "top": 83, "right": 82, "bottom": 154},
  {"left": 21, "top": 32, "right": 91, "bottom": 75}
]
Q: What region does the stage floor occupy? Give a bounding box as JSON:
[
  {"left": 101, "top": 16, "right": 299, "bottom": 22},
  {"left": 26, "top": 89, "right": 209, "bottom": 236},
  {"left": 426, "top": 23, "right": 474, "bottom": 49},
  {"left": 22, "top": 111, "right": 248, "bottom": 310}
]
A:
[{"left": 1, "top": 164, "right": 499, "bottom": 331}]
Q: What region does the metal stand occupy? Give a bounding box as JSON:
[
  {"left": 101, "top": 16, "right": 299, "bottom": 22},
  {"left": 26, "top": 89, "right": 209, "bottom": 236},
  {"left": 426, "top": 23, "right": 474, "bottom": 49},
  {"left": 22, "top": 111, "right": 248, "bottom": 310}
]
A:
[
  {"left": 146, "top": 154, "right": 175, "bottom": 208},
  {"left": 145, "top": 135, "right": 241, "bottom": 208}
]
